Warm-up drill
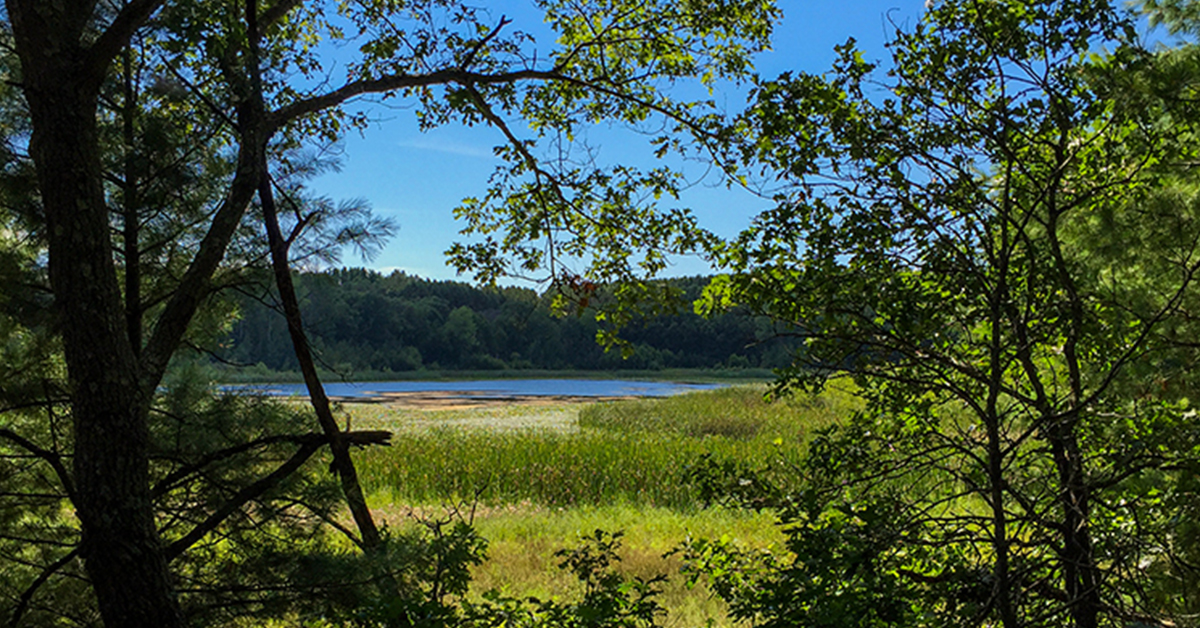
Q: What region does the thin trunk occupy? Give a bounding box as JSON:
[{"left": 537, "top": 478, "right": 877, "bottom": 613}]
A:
[
  {"left": 242, "top": 0, "right": 397, "bottom": 603},
  {"left": 257, "top": 172, "right": 386, "bottom": 550},
  {"left": 987, "top": 205, "right": 1018, "bottom": 628},
  {"left": 1046, "top": 178, "right": 1102, "bottom": 628},
  {"left": 1050, "top": 416, "right": 1100, "bottom": 628}
]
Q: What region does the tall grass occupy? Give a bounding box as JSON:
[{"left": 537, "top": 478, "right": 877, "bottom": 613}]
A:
[
  {"left": 578, "top": 384, "right": 852, "bottom": 438},
  {"left": 345, "top": 385, "right": 861, "bottom": 627},
  {"left": 359, "top": 428, "right": 793, "bottom": 508},
  {"left": 354, "top": 385, "right": 858, "bottom": 509}
]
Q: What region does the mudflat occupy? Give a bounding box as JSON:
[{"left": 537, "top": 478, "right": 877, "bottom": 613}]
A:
[{"left": 329, "top": 390, "right": 637, "bottom": 411}]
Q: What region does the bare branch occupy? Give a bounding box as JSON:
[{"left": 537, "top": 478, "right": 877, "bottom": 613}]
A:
[
  {"left": 161, "top": 429, "right": 388, "bottom": 560},
  {"left": 460, "top": 16, "right": 512, "bottom": 70},
  {"left": 164, "top": 440, "right": 322, "bottom": 561},
  {"left": 0, "top": 429, "right": 75, "bottom": 503}
]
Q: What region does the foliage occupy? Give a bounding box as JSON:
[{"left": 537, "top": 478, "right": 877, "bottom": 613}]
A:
[
  {"left": 461, "top": 530, "right": 668, "bottom": 628},
  {"left": 1, "top": 0, "right": 778, "bottom": 621},
  {"left": 668, "top": 0, "right": 1200, "bottom": 626},
  {"left": 220, "top": 269, "right": 800, "bottom": 374}
]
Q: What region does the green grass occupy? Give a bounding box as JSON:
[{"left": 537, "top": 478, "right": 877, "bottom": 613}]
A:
[
  {"left": 469, "top": 504, "right": 782, "bottom": 628},
  {"left": 359, "top": 427, "right": 796, "bottom": 509},
  {"left": 353, "top": 384, "right": 858, "bottom": 509},
  {"left": 578, "top": 383, "right": 853, "bottom": 439},
  {"left": 367, "top": 502, "right": 782, "bottom": 628},
  {"left": 343, "top": 384, "right": 860, "bottom": 627}
]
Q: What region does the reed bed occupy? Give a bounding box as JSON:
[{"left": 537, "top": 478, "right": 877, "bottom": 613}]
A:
[
  {"left": 359, "top": 428, "right": 797, "bottom": 508},
  {"left": 354, "top": 385, "right": 857, "bottom": 509},
  {"left": 344, "top": 385, "right": 860, "bottom": 627},
  {"left": 578, "top": 383, "right": 852, "bottom": 438}
]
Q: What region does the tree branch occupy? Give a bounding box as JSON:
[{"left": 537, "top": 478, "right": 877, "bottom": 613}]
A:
[
  {"left": 6, "top": 548, "right": 80, "bottom": 628},
  {"left": 88, "top": 0, "right": 165, "bottom": 80},
  {"left": 164, "top": 440, "right": 321, "bottom": 561},
  {"left": 460, "top": 16, "right": 511, "bottom": 70},
  {"left": 161, "top": 429, "right": 389, "bottom": 560},
  {"left": 138, "top": 143, "right": 261, "bottom": 396},
  {"left": 270, "top": 67, "right": 562, "bottom": 129},
  {"left": 154, "top": 429, "right": 391, "bottom": 497},
  {"left": 0, "top": 429, "right": 75, "bottom": 503},
  {"left": 153, "top": 432, "right": 324, "bottom": 498}
]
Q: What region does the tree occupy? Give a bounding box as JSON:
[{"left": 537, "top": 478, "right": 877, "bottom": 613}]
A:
[
  {"left": 675, "top": 0, "right": 1200, "bottom": 626},
  {"left": 0, "top": 0, "right": 776, "bottom": 624}
]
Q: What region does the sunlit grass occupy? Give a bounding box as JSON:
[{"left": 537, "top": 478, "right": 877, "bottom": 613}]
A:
[
  {"left": 372, "top": 503, "right": 782, "bottom": 628},
  {"left": 342, "top": 385, "right": 860, "bottom": 626},
  {"left": 350, "top": 386, "right": 857, "bottom": 509},
  {"left": 578, "top": 383, "right": 855, "bottom": 439},
  {"left": 359, "top": 426, "right": 801, "bottom": 508}
]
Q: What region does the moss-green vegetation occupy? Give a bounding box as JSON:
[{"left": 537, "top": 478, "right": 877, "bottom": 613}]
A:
[
  {"left": 578, "top": 383, "right": 854, "bottom": 438},
  {"left": 352, "top": 385, "right": 855, "bottom": 509},
  {"left": 345, "top": 385, "right": 857, "bottom": 626}
]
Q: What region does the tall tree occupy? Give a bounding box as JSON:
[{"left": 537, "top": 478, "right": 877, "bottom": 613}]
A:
[
  {"left": 0, "top": 0, "right": 775, "bottom": 624},
  {"left": 670, "top": 0, "right": 1200, "bottom": 626}
]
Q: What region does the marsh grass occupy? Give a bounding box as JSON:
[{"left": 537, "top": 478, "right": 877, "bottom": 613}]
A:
[
  {"left": 578, "top": 384, "right": 855, "bottom": 439},
  {"left": 352, "top": 385, "right": 858, "bottom": 508},
  {"left": 358, "top": 427, "right": 792, "bottom": 508},
  {"left": 344, "top": 384, "right": 860, "bottom": 626}
]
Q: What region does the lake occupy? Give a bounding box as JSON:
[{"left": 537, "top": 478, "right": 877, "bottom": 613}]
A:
[{"left": 227, "top": 378, "right": 722, "bottom": 402}]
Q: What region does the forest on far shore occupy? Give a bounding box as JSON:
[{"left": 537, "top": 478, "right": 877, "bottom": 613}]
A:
[{"left": 217, "top": 268, "right": 797, "bottom": 375}]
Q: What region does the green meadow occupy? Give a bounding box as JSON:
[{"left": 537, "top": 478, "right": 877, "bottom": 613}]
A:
[{"left": 344, "top": 385, "right": 860, "bottom": 626}]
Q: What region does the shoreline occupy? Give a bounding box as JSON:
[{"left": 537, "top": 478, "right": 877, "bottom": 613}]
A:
[
  {"left": 212, "top": 367, "right": 774, "bottom": 386},
  {"left": 322, "top": 390, "right": 641, "bottom": 410}
]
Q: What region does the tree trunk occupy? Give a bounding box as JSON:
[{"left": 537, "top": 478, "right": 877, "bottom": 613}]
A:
[
  {"left": 8, "top": 3, "right": 184, "bottom": 625},
  {"left": 1050, "top": 416, "right": 1101, "bottom": 628}
]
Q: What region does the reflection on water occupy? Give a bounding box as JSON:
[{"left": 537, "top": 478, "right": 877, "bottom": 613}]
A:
[{"left": 225, "top": 379, "right": 722, "bottom": 400}]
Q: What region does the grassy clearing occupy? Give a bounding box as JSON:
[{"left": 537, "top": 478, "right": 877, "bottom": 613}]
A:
[
  {"left": 352, "top": 385, "right": 858, "bottom": 508},
  {"left": 372, "top": 503, "right": 782, "bottom": 628},
  {"left": 344, "top": 384, "right": 858, "bottom": 626}
]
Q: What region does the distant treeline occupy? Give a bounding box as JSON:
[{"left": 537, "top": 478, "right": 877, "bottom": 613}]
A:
[{"left": 217, "top": 268, "right": 797, "bottom": 373}]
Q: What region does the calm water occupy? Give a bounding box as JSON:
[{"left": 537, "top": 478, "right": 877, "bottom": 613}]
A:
[{"left": 227, "top": 379, "right": 721, "bottom": 399}]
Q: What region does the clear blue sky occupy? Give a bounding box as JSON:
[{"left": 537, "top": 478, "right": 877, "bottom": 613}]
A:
[{"left": 308, "top": 0, "right": 926, "bottom": 281}]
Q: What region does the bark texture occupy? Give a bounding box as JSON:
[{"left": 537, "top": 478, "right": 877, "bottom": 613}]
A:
[{"left": 6, "top": 1, "right": 184, "bottom": 625}]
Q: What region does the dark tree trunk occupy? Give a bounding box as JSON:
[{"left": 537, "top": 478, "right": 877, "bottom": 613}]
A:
[
  {"left": 1051, "top": 417, "right": 1101, "bottom": 628},
  {"left": 7, "top": 2, "right": 184, "bottom": 625}
]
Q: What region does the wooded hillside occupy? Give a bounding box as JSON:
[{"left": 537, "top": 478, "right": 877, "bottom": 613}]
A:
[{"left": 219, "top": 268, "right": 796, "bottom": 373}]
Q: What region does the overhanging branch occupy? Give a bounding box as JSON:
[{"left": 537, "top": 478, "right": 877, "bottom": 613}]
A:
[
  {"left": 270, "top": 67, "right": 563, "bottom": 129},
  {"left": 163, "top": 430, "right": 390, "bottom": 561}
]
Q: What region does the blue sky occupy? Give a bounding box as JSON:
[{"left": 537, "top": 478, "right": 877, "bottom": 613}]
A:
[{"left": 308, "top": 0, "right": 926, "bottom": 281}]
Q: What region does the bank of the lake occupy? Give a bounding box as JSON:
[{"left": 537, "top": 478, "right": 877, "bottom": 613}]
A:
[
  {"left": 225, "top": 378, "right": 726, "bottom": 406},
  {"left": 212, "top": 366, "right": 775, "bottom": 385}
]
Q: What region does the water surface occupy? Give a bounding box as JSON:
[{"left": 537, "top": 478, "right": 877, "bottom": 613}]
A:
[{"left": 229, "top": 378, "right": 721, "bottom": 400}]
